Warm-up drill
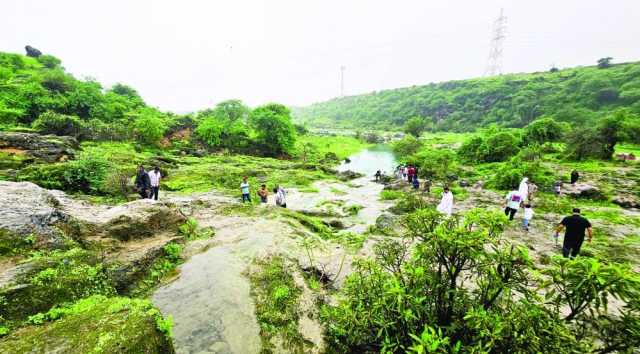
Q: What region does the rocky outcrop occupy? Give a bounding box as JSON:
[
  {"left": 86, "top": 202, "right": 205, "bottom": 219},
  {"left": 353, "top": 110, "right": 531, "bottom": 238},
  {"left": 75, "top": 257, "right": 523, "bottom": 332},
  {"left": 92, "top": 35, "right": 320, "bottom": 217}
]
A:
[
  {"left": 612, "top": 195, "right": 640, "bottom": 209},
  {"left": 0, "top": 181, "right": 185, "bottom": 245},
  {"left": 25, "top": 45, "right": 42, "bottom": 57},
  {"left": 0, "top": 132, "right": 78, "bottom": 163},
  {"left": 562, "top": 183, "right": 606, "bottom": 200},
  {"left": 337, "top": 170, "right": 364, "bottom": 181}
]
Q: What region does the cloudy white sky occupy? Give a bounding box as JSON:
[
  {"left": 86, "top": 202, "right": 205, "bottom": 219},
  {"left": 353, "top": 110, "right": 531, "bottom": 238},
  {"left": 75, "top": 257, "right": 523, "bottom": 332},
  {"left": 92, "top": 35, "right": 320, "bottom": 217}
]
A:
[{"left": 2, "top": 0, "right": 639, "bottom": 112}]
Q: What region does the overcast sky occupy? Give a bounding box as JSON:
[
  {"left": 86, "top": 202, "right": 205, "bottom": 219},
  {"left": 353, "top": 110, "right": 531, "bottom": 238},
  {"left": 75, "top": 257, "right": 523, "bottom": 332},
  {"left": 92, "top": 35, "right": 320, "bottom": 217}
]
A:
[{"left": 2, "top": 0, "right": 639, "bottom": 112}]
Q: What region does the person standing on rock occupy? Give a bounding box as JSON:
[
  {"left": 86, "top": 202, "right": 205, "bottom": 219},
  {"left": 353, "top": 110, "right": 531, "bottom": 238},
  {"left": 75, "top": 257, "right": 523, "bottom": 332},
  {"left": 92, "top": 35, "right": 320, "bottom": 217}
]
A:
[
  {"left": 240, "top": 177, "right": 251, "bottom": 203},
  {"left": 436, "top": 186, "right": 454, "bottom": 216},
  {"left": 570, "top": 170, "right": 580, "bottom": 185},
  {"left": 148, "top": 166, "right": 162, "bottom": 201},
  {"left": 134, "top": 165, "right": 151, "bottom": 199},
  {"left": 555, "top": 208, "right": 593, "bottom": 258},
  {"left": 504, "top": 189, "right": 523, "bottom": 221}
]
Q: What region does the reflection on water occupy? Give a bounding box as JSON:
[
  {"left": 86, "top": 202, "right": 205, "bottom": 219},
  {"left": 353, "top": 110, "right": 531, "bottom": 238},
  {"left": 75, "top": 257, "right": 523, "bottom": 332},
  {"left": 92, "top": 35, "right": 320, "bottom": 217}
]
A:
[{"left": 337, "top": 145, "right": 398, "bottom": 177}]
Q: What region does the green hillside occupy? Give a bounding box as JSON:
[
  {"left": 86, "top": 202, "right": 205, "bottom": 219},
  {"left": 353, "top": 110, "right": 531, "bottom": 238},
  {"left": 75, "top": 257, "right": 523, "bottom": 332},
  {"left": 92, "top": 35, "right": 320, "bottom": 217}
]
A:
[{"left": 294, "top": 60, "right": 640, "bottom": 131}]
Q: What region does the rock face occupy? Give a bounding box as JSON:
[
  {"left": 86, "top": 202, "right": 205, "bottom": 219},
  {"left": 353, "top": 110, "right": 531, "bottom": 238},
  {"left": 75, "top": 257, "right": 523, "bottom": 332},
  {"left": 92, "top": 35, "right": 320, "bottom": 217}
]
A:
[
  {"left": 562, "top": 183, "right": 606, "bottom": 200},
  {"left": 612, "top": 195, "right": 640, "bottom": 209},
  {"left": 0, "top": 132, "right": 78, "bottom": 163},
  {"left": 25, "top": 45, "right": 42, "bottom": 57},
  {"left": 0, "top": 181, "right": 185, "bottom": 246}
]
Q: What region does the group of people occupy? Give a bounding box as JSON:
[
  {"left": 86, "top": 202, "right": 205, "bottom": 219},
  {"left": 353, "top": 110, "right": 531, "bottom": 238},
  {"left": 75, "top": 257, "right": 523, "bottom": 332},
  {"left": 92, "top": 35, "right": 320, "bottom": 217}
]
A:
[
  {"left": 240, "top": 177, "right": 287, "bottom": 207},
  {"left": 135, "top": 165, "right": 162, "bottom": 200},
  {"left": 395, "top": 164, "right": 422, "bottom": 189}
]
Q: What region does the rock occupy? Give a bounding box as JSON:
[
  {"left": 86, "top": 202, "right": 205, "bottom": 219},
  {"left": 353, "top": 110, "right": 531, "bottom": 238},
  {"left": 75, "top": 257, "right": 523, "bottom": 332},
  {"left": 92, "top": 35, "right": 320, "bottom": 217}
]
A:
[
  {"left": 562, "top": 183, "right": 606, "bottom": 200},
  {"left": 459, "top": 180, "right": 470, "bottom": 187},
  {"left": 324, "top": 219, "right": 346, "bottom": 229},
  {"left": 0, "top": 132, "right": 78, "bottom": 163},
  {"left": 0, "top": 181, "right": 185, "bottom": 244},
  {"left": 612, "top": 195, "right": 640, "bottom": 209},
  {"left": 375, "top": 213, "right": 398, "bottom": 231},
  {"left": 344, "top": 157, "right": 351, "bottom": 163},
  {"left": 473, "top": 180, "right": 485, "bottom": 189},
  {"left": 25, "top": 45, "right": 42, "bottom": 57},
  {"left": 337, "top": 170, "right": 363, "bottom": 181},
  {"left": 0, "top": 295, "right": 175, "bottom": 353},
  {"left": 383, "top": 180, "right": 406, "bottom": 190}
]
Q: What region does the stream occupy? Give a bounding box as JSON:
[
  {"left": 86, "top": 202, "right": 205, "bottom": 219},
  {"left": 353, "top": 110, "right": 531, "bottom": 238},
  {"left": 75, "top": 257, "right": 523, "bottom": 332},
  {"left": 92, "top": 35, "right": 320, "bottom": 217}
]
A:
[{"left": 152, "top": 146, "right": 397, "bottom": 354}]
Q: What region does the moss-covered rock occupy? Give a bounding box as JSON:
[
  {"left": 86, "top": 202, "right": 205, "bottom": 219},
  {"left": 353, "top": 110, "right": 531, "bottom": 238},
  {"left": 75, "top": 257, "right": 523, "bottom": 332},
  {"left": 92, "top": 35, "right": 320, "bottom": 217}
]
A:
[
  {"left": 0, "top": 132, "right": 78, "bottom": 163},
  {"left": 0, "top": 295, "right": 175, "bottom": 353}
]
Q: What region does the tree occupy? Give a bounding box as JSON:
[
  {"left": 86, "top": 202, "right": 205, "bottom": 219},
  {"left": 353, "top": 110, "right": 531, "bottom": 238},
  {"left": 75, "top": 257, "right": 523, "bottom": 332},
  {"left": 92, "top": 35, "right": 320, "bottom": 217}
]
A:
[
  {"left": 211, "top": 99, "right": 250, "bottom": 122},
  {"left": 132, "top": 109, "right": 167, "bottom": 146},
  {"left": 566, "top": 110, "right": 640, "bottom": 160},
  {"left": 404, "top": 117, "right": 427, "bottom": 137},
  {"left": 392, "top": 135, "right": 423, "bottom": 156},
  {"left": 523, "top": 117, "right": 567, "bottom": 145},
  {"left": 250, "top": 103, "right": 296, "bottom": 156},
  {"left": 32, "top": 111, "right": 86, "bottom": 138},
  {"left": 597, "top": 57, "right": 613, "bottom": 69}
]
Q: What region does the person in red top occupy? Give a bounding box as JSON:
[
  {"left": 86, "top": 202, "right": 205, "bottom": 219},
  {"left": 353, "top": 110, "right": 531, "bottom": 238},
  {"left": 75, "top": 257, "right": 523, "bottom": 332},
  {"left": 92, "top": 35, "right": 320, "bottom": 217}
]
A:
[{"left": 408, "top": 165, "right": 415, "bottom": 182}]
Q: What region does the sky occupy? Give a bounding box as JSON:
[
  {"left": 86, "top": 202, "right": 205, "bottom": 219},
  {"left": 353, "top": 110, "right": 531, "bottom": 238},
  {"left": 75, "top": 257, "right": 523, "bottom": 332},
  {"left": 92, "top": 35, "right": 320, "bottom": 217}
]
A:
[{"left": 2, "top": 0, "right": 640, "bottom": 113}]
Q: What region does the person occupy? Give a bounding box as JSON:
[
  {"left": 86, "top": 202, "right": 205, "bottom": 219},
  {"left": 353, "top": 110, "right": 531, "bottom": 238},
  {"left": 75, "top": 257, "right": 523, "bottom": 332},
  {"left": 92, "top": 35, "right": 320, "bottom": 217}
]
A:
[
  {"left": 375, "top": 170, "right": 382, "bottom": 182},
  {"left": 134, "top": 165, "right": 151, "bottom": 199},
  {"left": 436, "top": 186, "right": 454, "bottom": 216},
  {"left": 148, "top": 166, "right": 162, "bottom": 201},
  {"left": 504, "top": 189, "right": 523, "bottom": 221},
  {"left": 554, "top": 181, "right": 562, "bottom": 196},
  {"left": 412, "top": 175, "right": 420, "bottom": 189},
  {"left": 408, "top": 165, "right": 415, "bottom": 183},
  {"left": 423, "top": 179, "right": 432, "bottom": 193},
  {"left": 396, "top": 165, "right": 404, "bottom": 180},
  {"left": 240, "top": 177, "right": 251, "bottom": 203},
  {"left": 257, "top": 184, "right": 268, "bottom": 203},
  {"left": 403, "top": 166, "right": 408, "bottom": 180},
  {"left": 523, "top": 204, "right": 534, "bottom": 231},
  {"left": 555, "top": 208, "right": 593, "bottom": 258},
  {"left": 518, "top": 177, "right": 529, "bottom": 202},
  {"left": 570, "top": 170, "right": 580, "bottom": 185},
  {"left": 274, "top": 185, "right": 287, "bottom": 208}
]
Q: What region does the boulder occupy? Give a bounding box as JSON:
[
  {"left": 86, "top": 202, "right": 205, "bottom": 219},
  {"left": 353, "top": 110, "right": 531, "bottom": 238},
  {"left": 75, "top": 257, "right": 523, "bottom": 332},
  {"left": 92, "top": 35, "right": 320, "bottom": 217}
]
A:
[
  {"left": 25, "top": 45, "right": 42, "bottom": 57},
  {"left": 383, "top": 180, "right": 406, "bottom": 190},
  {"left": 612, "top": 195, "right": 640, "bottom": 209},
  {"left": 337, "top": 170, "right": 364, "bottom": 181},
  {"left": 375, "top": 213, "right": 398, "bottom": 231},
  {"left": 0, "top": 181, "right": 186, "bottom": 244},
  {"left": 562, "top": 183, "right": 606, "bottom": 200},
  {"left": 0, "top": 132, "right": 78, "bottom": 163},
  {"left": 459, "top": 180, "right": 470, "bottom": 187}
]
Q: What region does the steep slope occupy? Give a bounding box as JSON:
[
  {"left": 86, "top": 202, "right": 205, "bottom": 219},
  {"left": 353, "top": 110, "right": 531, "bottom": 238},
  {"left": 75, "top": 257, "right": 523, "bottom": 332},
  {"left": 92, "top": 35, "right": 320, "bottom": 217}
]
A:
[{"left": 293, "top": 61, "right": 640, "bottom": 131}]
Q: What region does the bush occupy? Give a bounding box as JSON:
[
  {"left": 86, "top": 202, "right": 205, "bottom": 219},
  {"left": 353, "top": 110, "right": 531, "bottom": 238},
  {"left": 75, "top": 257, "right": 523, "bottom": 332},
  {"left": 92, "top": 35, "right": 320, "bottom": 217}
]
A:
[
  {"left": 250, "top": 103, "right": 296, "bottom": 156},
  {"left": 132, "top": 109, "right": 168, "bottom": 146},
  {"left": 408, "top": 148, "right": 457, "bottom": 180},
  {"left": 392, "top": 135, "right": 423, "bottom": 157},
  {"left": 63, "top": 154, "right": 110, "bottom": 194},
  {"left": 458, "top": 131, "right": 520, "bottom": 163},
  {"left": 487, "top": 158, "right": 555, "bottom": 190},
  {"left": 32, "top": 111, "right": 86, "bottom": 138},
  {"left": 36, "top": 55, "right": 61, "bottom": 69},
  {"left": 523, "top": 117, "right": 566, "bottom": 145}
]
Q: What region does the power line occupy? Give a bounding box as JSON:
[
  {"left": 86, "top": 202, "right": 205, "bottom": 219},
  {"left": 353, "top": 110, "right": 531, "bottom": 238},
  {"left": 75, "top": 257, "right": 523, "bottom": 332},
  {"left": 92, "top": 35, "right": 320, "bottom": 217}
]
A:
[{"left": 484, "top": 8, "right": 507, "bottom": 76}]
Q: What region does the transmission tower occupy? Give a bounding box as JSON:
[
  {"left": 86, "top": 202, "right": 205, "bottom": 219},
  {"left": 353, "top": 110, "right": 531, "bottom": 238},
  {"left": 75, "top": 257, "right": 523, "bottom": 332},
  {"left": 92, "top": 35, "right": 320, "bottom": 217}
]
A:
[
  {"left": 340, "top": 65, "right": 346, "bottom": 97},
  {"left": 484, "top": 8, "right": 507, "bottom": 76}
]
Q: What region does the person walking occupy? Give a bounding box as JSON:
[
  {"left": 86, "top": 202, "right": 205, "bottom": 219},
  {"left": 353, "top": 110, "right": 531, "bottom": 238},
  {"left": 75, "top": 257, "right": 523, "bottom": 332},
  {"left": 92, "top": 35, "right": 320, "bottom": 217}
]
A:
[
  {"left": 408, "top": 165, "right": 415, "bottom": 183},
  {"left": 570, "top": 170, "right": 580, "bottom": 185},
  {"left": 518, "top": 177, "right": 529, "bottom": 202},
  {"left": 522, "top": 204, "right": 534, "bottom": 232},
  {"left": 555, "top": 208, "right": 593, "bottom": 258},
  {"left": 134, "top": 165, "right": 151, "bottom": 199},
  {"left": 240, "top": 177, "right": 251, "bottom": 203},
  {"left": 375, "top": 170, "right": 382, "bottom": 182},
  {"left": 504, "top": 189, "right": 523, "bottom": 221},
  {"left": 412, "top": 175, "right": 420, "bottom": 189},
  {"left": 148, "top": 166, "right": 162, "bottom": 201},
  {"left": 257, "top": 184, "right": 268, "bottom": 203},
  {"left": 554, "top": 181, "right": 562, "bottom": 196},
  {"left": 436, "top": 186, "right": 454, "bottom": 216}
]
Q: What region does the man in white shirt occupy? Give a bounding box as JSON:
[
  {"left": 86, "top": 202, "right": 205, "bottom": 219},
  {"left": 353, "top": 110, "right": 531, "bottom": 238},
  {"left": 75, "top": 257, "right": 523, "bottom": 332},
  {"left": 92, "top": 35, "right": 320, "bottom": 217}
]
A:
[
  {"left": 148, "top": 166, "right": 162, "bottom": 200},
  {"left": 504, "top": 189, "right": 523, "bottom": 221}
]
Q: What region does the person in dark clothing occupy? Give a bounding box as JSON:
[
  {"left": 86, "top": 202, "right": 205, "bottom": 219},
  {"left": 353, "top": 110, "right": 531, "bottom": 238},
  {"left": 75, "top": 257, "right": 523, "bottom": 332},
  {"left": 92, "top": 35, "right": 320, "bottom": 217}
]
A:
[
  {"left": 375, "top": 170, "right": 382, "bottom": 182},
  {"left": 570, "top": 170, "right": 579, "bottom": 185},
  {"left": 134, "top": 165, "right": 151, "bottom": 199},
  {"left": 555, "top": 208, "right": 593, "bottom": 258}
]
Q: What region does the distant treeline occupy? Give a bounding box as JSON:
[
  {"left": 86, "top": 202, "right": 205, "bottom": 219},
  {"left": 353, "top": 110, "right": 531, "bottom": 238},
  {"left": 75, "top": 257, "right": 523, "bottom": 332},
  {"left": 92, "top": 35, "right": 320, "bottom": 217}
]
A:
[{"left": 293, "top": 58, "right": 640, "bottom": 131}]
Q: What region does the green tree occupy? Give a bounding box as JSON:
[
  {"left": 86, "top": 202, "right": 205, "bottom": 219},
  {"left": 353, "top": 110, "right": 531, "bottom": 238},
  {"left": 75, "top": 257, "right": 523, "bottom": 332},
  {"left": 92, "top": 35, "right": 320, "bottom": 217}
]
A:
[
  {"left": 404, "top": 117, "right": 427, "bottom": 137},
  {"left": 132, "top": 109, "right": 167, "bottom": 146},
  {"left": 597, "top": 57, "right": 613, "bottom": 69},
  {"left": 211, "top": 99, "right": 250, "bottom": 122},
  {"left": 392, "top": 135, "right": 423, "bottom": 156},
  {"left": 250, "top": 103, "right": 296, "bottom": 156},
  {"left": 32, "top": 111, "right": 86, "bottom": 138},
  {"left": 523, "top": 117, "right": 567, "bottom": 145}
]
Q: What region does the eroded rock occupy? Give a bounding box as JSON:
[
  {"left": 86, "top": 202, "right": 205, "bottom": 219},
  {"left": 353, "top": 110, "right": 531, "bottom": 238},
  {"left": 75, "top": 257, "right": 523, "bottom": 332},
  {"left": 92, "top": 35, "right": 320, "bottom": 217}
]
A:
[
  {"left": 562, "top": 183, "right": 606, "bottom": 200},
  {"left": 0, "top": 132, "right": 78, "bottom": 163},
  {"left": 612, "top": 195, "right": 640, "bottom": 209}
]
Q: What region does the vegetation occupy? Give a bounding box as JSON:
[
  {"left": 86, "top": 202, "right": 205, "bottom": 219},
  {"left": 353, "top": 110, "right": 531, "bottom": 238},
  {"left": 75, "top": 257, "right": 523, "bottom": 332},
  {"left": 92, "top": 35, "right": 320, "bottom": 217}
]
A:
[{"left": 294, "top": 60, "right": 640, "bottom": 131}]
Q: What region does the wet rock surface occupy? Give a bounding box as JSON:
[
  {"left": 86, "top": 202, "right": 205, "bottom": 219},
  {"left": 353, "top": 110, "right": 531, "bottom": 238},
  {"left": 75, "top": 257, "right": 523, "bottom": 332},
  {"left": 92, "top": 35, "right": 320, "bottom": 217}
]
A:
[{"left": 0, "top": 132, "right": 78, "bottom": 163}]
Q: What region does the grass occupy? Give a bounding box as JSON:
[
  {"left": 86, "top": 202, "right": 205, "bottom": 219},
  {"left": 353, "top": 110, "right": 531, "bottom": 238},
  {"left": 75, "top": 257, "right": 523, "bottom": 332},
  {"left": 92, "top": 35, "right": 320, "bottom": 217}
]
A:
[
  {"left": 380, "top": 190, "right": 403, "bottom": 200},
  {"left": 248, "top": 256, "right": 308, "bottom": 353},
  {"left": 295, "top": 135, "right": 370, "bottom": 161}
]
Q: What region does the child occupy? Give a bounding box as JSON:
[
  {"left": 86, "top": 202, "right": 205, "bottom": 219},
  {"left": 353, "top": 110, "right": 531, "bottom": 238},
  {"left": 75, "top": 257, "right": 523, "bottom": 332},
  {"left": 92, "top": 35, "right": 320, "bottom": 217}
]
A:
[
  {"left": 523, "top": 204, "right": 534, "bottom": 231},
  {"left": 257, "top": 184, "right": 268, "bottom": 203}
]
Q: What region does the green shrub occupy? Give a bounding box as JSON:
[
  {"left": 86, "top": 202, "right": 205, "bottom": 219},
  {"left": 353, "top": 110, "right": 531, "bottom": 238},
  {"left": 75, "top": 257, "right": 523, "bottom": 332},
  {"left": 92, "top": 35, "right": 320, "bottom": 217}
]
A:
[
  {"left": 380, "top": 190, "right": 403, "bottom": 200},
  {"left": 132, "top": 109, "right": 168, "bottom": 146},
  {"left": 63, "top": 154, "right": 110, "bottom": 194},
  {"left": 392, "top": 135, "right": 423, "bottom": 156},
  {"left": 523, "top": 117, "right": 567, "bottom": 145},
  {"left": 32, "top": 111, "right": 86, "bottom": 138},
  {"left": 487, "top": 158, "right": 555, "bottom": 191}
]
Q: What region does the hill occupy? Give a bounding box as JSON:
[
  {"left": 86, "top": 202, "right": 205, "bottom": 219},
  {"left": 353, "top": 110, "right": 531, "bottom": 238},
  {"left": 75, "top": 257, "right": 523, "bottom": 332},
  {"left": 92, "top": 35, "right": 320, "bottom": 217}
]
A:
[{"left": 293, "top": 60, "right": 640, "bottom": 131}]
